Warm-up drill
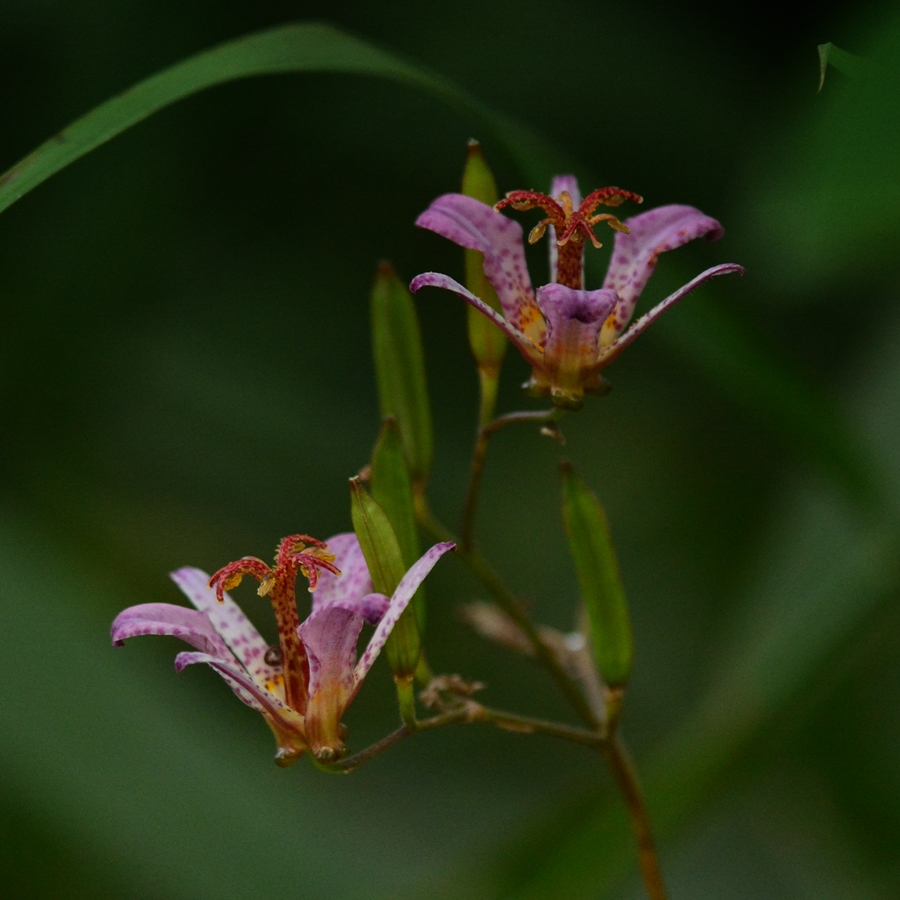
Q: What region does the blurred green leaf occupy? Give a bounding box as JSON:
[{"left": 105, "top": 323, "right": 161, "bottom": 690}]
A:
[
  {"left": 560, "top": 462, "right": 633, "bottom": 689},
  {"left": 371, "top": 263, "right": 434, "bottom": 485},
  {"left": 657, "top": 291, "right": 879, "bottom": 508},
  {"left": 748, "top": 15, "right": 900, "bottom": 291},
  {"left": 818, "top": 42, "right": 865, "bottom": 91},
  {"left": 0, "top": 21, "right": 569, "bottom": 217}
]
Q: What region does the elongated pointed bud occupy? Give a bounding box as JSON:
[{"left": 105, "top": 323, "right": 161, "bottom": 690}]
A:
[
  {"left": 371, "top": 417, "right": 425, "bottom": 632},
  {"left": 462, "top": 141, "right": 507, "bottom": 383},
  {"left": 560, "top": 462, "right": 633, "bottom": 688},
  {"left": 371, "top": 262, "right": 434, "bottom": 485},
  {"left": 350, "top": 477, "right": 421, "bottom": 683}
]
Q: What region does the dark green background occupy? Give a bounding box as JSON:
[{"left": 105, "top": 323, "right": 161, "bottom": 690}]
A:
[{"left": 2, "top": 2, "right": 899, "bottom": 897}]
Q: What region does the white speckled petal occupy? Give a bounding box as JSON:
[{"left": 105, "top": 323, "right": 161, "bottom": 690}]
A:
[
  {"left": 597, "top": 264, "right": 745, "bottom": 367},
  {"left": 111, "top": 603, "right": 231, "bottom": 659},
  {"left": 601, "top": 205, "right": 725, "bottom": 341},
  {"left": 354, "top": 541, "right": 455, "bottom": 685},
  {"left": 174, "top": 650, "right": 307, "bottom": 761},
  {"left": 416, "top": 193, "right": 544, "bottom": 341},
  {"left": 311, "top": 533, "right": 373, "bottom": 614},
  {"left": 549, "top": 175, "right": 582, "bottom": 283},
  {"left": 170, "top": 566, "right": 280, "bottom": 693},
  {"left": 174, "top": 650, "right": 294, "bottom": 718},
  {"left": 411, "top": 272, "right": 543, "bottom": 366}
]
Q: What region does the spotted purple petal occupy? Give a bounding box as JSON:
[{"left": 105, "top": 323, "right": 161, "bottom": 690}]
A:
[
  {"left": 310, "top": 533, "right": 373, "bottom": 615},
  {"left": 550, "top": 175, "right": 582, "bottom": 205},
  {"left": 549, "top": 175, "right": 582, "bottom": 283},
  {"left": 534, "top": 285, "right": 619, "bottom": 407},
  {"left": 601, "top": 205, "right": 725, "bottom": 342},
  {"left": 299, "top": 607, "right": 362, "bottom": 706},
  {"left": 299, "top": 605, "right": 366, "bottom": 757},
  {"left": 169, "top": 566, "right": 279, "bottom": 687},
  {"left": 111, "top": 603, "right": 230, "bottom": 659},
  {"left": 318, "top": 591, "right": 390, "bottom": 626},
  {"left": 410, "top": 272, "right": 543, "bottom": 366},
  {"left": 597, "top": 263, "right": 745, "bottom": 366},
  {"left": 355, "top": 541, "right": 455, "bottom": 684},
  {"left": 415, "top": 194, "right": 545, "bottom": 344},
  {"left": 537, "top": 284, "right": 618, "bottom": 338}
]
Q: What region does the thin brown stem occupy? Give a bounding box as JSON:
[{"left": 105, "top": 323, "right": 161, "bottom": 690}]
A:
[
  {"left": 326, "top": 695, "right": 664, "bottom": 900},
  {"left": 327, "top": 725, "right": 411, "bottom": 773},
  {"left": 327, "top": 704, "right": 601, "bottom": 775},
  {"left": 474, "top": 705, "right": 604, "bottom": 748},
  {"left": 477, "top": 705, "right": 668, "bottom": 900},
  {"left": 482, "top": 409, "right": 564, "bottom": 439},
  {"left": 602, "top": 735, "right": 668, "bottom": 900},
  {"left": 327, "top": 706, "right": 474, "bottom": 773}
]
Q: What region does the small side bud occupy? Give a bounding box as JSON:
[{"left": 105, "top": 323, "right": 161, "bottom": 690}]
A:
[
  {"left": 349, "top": 477, "right": 421, "bottom": 682},
  {"left": 371, "top": 263, "right": 434, "bottom": 486},
  {"left": 462, "top": 141, "right": 507, "bottom": 379},
  {"left": 560, "top": 462, "right": 633, "bottom": 689}
]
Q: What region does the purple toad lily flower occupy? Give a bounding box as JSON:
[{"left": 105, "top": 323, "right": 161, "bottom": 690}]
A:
[
  {"left": 111, "top": 532, "right": 454, "bottom": 766},
  {"left": 411, "top": 175, "right": 744, "bottom": 409}
]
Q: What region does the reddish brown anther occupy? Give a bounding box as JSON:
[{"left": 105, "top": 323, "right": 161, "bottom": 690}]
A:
[
  {"left": 274, "top": 534, "right": 341, "bottom": 592},
  {"left": 207, "top": 533, "right": 341, "bottom": 713},
  {"left": 580, "top": 187, "right": 644, "bottom": 212},
  {"left": 496, "top": 186, "right": 642, "bottom": 289}
]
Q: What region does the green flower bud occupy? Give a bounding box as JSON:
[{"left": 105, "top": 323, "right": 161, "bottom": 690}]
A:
[
  {"left": 371, "top": 417, "right": 424, "bottom": 632},
  {"left": 371, "top": 262, "right": 434, "bottom": 486},
  {"left": 349, "top": 476, "right": 421, "bottom": 683},
  {"left": 462, "top": 141, "right": 507, "bottom": 379}
]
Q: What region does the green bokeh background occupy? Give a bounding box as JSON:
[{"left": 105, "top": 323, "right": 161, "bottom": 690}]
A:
[{"left": 2, "top": 2, "right": 900, "bottom": 897}]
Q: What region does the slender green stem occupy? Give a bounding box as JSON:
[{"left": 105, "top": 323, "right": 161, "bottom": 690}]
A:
[
  {"left": 395, "top": 677, "right": 418, "bottom": 731},
  {"left": 477, "top": 368, "right": 500, "bottom": 429},
  {"left": 415, "top": 491, "right": 601, "bottom": 730},
  {"left": 602, "top": 735, "right": 668, "bottom": 900},
  {"left": 458, "top": 429, "right": 491, "bottom": 551},
  {"left": 604, "top": 685, "right": 625, "bottom": 733},
  {"left": 458, "top": 407, "right": 563, "bottom": 552}
]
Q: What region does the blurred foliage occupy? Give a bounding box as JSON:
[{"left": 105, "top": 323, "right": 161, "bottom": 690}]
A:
[{"left": 1, "top": 1, "right": 899, "bottom": 898}]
